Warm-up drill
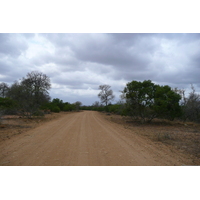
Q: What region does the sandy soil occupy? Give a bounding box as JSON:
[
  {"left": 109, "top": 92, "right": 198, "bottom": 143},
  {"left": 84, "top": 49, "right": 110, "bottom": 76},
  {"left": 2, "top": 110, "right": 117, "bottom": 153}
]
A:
[{"left": 0, "top": 111, "right": 195, "bottom": 166}]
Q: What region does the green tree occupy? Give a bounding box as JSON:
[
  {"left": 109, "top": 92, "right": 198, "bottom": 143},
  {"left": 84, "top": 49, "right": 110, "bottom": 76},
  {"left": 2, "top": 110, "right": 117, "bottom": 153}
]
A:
[
  {"left": 107, "top": 104, "right": 121, "bottom": 114},
  {"left": 63, "top": 102, "right": 74, "bottom": 111},
  {"left": 154, "top": 85, "right": 182, "bottom": 120},
  {"left": 51, "top": 98, "right": 65, "bottom": 111},
  {"left": 0, "top": 97, "right": 15, "bottom": 108},
  {"left": 123, "top": 80, "right": 182, "bottom": 122},
  {"left": 52, "top": 106, "right": 60, "bottom": 113},
  {"left": 123, "top": 80, "right": 157, "bottom": 122},
  {"left": 0, "top": 97, "right": 16, "bottom": 115},
  {"left": 7, "top": 81, "right": 37, "bottom": 117},
  {"left": 63, "top": 104, "right": 71, "bottom": 111}
]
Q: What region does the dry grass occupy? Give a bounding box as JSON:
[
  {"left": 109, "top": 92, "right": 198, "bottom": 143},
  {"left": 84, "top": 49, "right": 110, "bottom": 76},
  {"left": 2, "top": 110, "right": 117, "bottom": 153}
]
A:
[{"left": 102, "top": 113, "right": 200, "bottom": 165}]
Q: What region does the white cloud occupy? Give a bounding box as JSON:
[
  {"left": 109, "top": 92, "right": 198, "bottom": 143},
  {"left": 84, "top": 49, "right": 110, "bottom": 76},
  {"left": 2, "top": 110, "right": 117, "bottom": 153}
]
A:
[{"left": 25, "top": 34, "right": 55, "bottom": 59}]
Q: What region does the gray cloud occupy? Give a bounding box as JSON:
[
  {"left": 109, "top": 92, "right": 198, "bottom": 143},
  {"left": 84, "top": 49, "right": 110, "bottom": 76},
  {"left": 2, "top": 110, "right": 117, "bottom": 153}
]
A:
[
  {"left": 0, "top": 33, "right": 29, "bottom": 57},
  {"left": 0, "top": 33, "right": 200, "bottom": 105},
  {"left": 71, "top": 34, "right": 153, "bottom": 68}
]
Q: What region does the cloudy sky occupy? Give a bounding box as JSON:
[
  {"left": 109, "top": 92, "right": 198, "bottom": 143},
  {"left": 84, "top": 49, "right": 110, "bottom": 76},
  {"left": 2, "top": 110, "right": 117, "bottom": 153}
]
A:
[{"left": 0, "top": 33, "right": 200, "bottom": 105}]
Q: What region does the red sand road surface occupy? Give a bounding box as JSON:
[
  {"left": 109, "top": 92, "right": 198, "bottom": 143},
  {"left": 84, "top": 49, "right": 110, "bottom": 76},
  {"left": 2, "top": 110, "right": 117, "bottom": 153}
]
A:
[{"left": 0, "top": 111, "right": 191, "bottom": 166}]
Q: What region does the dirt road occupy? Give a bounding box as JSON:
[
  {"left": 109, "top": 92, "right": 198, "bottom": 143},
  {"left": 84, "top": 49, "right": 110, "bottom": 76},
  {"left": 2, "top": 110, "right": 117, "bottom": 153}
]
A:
[{"left": 0, "top": 111, "right": 191, "bottom": 166}]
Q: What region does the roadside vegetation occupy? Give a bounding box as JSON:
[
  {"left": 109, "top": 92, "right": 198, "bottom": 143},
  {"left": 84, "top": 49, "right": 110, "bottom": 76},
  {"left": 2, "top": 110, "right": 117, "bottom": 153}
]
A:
[
  {"left": 84, "top": 81, "right": 200, "bottom": 125},
  {"left": 0, "top": 71, "right": 83, "bottom": 121}
]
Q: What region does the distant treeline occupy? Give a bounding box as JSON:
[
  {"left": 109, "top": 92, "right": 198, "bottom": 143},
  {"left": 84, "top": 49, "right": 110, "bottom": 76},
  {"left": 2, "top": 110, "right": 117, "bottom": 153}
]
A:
[{"left": 1, "top": 71, "right": 200, "bottom": 123}]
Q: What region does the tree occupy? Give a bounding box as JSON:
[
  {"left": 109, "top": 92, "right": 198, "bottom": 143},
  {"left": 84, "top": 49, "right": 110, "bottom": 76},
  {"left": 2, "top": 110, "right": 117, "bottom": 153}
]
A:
[
  {"left": 74, "top": 101, "right": 82, "bottom": 111},
  {"left": 123, "top": 80, "right": 157, "bottom": 122},
  {"left": 154, "top": 85, "right": 182, "bottom": 120},
  {"left": 98, "top": 85, "right": 115, "bottom": 106},
  {"left": 91, "top": 101, "right": 103, "bottom": 111},
  {"left": 63, "top": 103, "right": 72, "bottom": 112},
  {"left": 7, "top": 71, "right": 51, "bottom": 118},
  {"left": 123, "top": 80, "right": 182, "bottom": 122},
  {"left": 7, "top": 81, "right": 35, "bottom": 117},
  {"left": 21, "top": 71, "right": 51, "bottom": 106},
  {"left": 51, "top": 98, "right": 65, "bottom": 111},
  {"left": 181, "top": 85, "right": 200, "bottom": 122},
  {"left": 52, "top": 106, "right": 60, "bottom": 113},
  {"left": 0, "top": 82, "right": 9, "bottom": 98},
  {"left": 92, "top": 101, "right": 101, "bottom": 107},
  {"left": 0, "top": 97, "right": 16, "bottom": 117}
]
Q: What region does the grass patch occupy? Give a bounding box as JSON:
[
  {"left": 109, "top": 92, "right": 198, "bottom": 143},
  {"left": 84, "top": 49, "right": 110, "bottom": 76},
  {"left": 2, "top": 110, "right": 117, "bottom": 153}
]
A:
[{"left": 102, "top": 113, "right": 200, "bottom": 165}]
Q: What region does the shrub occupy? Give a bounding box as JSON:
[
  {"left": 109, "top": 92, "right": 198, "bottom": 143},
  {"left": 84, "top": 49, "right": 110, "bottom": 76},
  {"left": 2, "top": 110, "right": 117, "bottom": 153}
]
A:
[{"left": 52, "top": 106, "right": 60, "bottom": 113}]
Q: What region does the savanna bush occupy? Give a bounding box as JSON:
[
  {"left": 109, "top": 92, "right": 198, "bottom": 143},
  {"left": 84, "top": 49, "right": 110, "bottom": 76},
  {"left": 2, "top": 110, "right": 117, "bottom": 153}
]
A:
[{"left": 52, "top": 106, "right": 60, "bottom": 113}]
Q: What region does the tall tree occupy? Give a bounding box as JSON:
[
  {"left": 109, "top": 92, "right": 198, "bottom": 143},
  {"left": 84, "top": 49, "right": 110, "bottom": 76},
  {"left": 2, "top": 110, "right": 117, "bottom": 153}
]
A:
[
  {"left": 7, "top": 71, "right": 51, "bottom": 118},
  {"left": 98, "top": 85, "right": 115, "bottom": 106},
  {"left": 21, "top": 71, "right": 51, "bottom": 106}
]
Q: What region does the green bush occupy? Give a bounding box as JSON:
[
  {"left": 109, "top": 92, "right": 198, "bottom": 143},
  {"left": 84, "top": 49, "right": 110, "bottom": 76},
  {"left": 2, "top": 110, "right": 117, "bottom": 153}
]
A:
[
  {"left": 52, "top": 106, "right": 60, "bottom": 113},
  {"left": 108, "top": 104, "right": 121, "bottom": 114}
]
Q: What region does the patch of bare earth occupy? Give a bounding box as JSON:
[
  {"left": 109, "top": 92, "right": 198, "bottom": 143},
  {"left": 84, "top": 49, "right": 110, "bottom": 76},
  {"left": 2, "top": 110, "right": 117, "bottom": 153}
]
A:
[
  {"left": 102, "top": 112, "right": 200, "bottom": 165},
  {"left": 0, "top": 112, "right": 70, "bottom": 142},
  {"left": 0, "top": 111, "right": 198, "bottom": 166}
]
